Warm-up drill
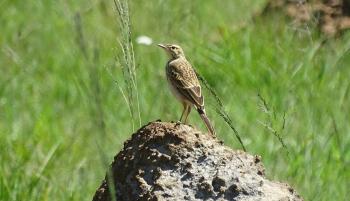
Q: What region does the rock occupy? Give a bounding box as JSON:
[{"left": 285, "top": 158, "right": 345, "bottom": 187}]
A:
[{"left": 92, "top": 121, "right": 303, "bottom": 201}]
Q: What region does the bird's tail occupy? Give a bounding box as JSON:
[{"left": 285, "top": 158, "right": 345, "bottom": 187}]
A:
[{"left": 197, "top": 107, "right": 216, "bottom": 137}]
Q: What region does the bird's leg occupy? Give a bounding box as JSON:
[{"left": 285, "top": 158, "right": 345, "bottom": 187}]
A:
[
  {"left": 179, "top": 102, "right": 186, "bottom": 122},
  {"left": 176, "top": 103, "right": 186, "bottom": 127},
  {"left": 184, "top": 105, "right": 192, "bottom": 124}
]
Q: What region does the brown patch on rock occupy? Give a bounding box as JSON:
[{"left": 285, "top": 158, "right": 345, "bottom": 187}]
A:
[
  {"left": 264, "top": 0, "right": 350, "bottom": 36},
  {"left": 92, "top": 121, "right": 303, "bottom": 201}
]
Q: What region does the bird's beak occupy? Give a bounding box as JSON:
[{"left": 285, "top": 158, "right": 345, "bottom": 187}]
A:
[{"left": 157, "top": 44, "right": 166, "bottom": 49}]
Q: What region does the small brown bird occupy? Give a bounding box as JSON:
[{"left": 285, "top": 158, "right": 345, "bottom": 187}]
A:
[{"left": 158, "top": 43, "right": 216, "bottom": 136}]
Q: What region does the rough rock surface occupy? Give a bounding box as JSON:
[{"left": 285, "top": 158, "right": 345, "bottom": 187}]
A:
[{"left": 92, "top": 121, "right": 303, "bottom": 201}]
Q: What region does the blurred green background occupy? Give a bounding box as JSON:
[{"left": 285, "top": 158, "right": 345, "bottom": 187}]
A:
[{"left": 1, "top": 0, "right": 349, "bottom": 200}]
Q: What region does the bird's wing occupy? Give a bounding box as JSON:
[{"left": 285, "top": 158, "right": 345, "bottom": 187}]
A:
[{"left": 168, "top": 61, "right": 204, "bottom": 107}]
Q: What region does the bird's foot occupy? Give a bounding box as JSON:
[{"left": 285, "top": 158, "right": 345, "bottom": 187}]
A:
[{"left": 175, "top": 121, "right": 182, "bottom": 127}]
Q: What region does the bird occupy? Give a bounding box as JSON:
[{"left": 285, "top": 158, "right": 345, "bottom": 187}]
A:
[{"left": 158, "top": 43, "right": 216, "bottom": 136}]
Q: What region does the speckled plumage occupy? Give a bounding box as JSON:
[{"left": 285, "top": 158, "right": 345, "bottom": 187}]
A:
[
  {"left": 158, "top": 44, "right": 216, "bottom": 136},
  {"left": 166, "top": 58, "right": 203, "bottom": 108}
]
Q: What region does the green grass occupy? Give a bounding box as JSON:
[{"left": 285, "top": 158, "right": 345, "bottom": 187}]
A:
[{"left": 1, "top": 0, "right": 349, "bottom": 200}]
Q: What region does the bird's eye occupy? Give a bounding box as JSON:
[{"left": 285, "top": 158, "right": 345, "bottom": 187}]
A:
[{"left": 171, "top": 46, "right": 175, "bottom": 50}]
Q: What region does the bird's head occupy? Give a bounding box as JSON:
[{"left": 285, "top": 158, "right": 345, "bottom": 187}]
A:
[{"left": 157, "top": 44, "right": 185, "bottom": 59}]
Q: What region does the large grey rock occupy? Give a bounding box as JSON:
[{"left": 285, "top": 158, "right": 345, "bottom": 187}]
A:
[{"left": 92, "top": 121, "right": 303, "bottom": 201}]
